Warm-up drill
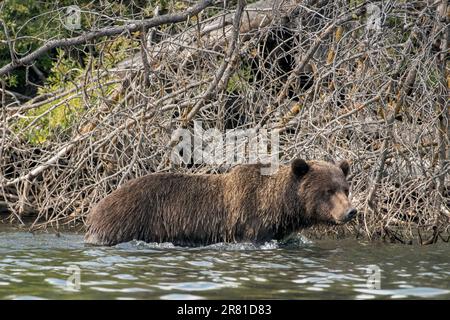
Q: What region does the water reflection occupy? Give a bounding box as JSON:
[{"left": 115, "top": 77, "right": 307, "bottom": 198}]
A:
[{"left": 0, "top": 230, "right": 448, "bottom": 299}]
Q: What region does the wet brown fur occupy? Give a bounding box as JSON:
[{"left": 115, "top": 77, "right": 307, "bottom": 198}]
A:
[{"left": 84, "top": 160, "right": 353, "bottom": 246}]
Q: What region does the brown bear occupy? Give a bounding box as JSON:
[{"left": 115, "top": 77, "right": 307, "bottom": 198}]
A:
[{"left": 84, "top": 159, "right": 357, "bottom": 246}]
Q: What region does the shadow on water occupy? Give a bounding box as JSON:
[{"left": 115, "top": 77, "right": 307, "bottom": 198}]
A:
[{"left": 0, "top": 225, "right": 449, "bottom": 300}]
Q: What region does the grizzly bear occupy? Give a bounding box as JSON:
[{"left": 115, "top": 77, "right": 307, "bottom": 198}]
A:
[{"left": 84, "top": 159, "right": 356, "bottom": 246}]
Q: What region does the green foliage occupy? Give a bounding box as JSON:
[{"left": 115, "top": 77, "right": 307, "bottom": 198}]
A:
[
  {"left": 101, "top": 36, "right": 140, "bottom": 69},
  {"left": 0, "top": 0, "right": 73, "bottom": 91},
  {"left": 15, "top": 49, "right": 84, "bottom": 145},
  {"left": 3, "top": 0, "right": 216, "bottom": 144},
  {"left": 425, "top": 69, "right": 441, "bottom": 88},
  {"left": 227, "top": 63, "right": 253, "bottom": 93},
  {"left": 0, "top": 0, "right": 172, "bottom": 94},
  {"left": 18, "top": 94, "right": 83, "bottom": 145},
  {"left": 14, "top": 47, "right": 122, "bottom": 145},
  {"left": 45, "top": 48, "right": 83, "bottom": 89},
  {"left": 3, "top": 74, "right": 18, "bottom": 88}
]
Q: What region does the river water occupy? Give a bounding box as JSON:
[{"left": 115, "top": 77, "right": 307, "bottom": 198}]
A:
[{"left": 0, "top": 226, "right": 449, "bottom": 300}]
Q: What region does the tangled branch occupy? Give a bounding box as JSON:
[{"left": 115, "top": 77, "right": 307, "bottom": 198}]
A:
[{"left": 0, "top": 0, "right": 448, "bottom": 244}]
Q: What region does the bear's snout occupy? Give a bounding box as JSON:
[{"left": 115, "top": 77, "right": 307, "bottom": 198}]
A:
[
  {"left": 332, "top": 206, "right": 357, "bottom": 225},
  {"left": 344, "top": 208, "right": 357, "bottom": 222},
  {"left": 327, "top": 192, "right": 356, "bottom": 224}
]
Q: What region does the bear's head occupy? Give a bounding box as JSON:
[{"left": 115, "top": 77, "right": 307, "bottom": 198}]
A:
[{"left": 291, "top": 159, "right": 357, "bottom": 225}]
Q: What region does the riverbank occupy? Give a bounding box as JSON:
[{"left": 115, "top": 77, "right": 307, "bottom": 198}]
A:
[{"left": 1, "top": 217, "right": 448, "bottom": 246}]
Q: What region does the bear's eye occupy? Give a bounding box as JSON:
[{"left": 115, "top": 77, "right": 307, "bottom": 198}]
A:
[
  {"left": 344, "top": 188, "right": 349, "bottom": 195},
  {"left": 326, "top": 189, "right": 334, "bottom": 196}
]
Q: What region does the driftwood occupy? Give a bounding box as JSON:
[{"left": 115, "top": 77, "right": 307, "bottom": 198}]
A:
[{"left": 0, "top": 0, "right": 448, "bottom": 244}]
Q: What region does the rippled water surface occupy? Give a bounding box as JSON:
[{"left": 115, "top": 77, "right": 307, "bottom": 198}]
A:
[{"left": 0, "top": 226, "right": 449, "bottom": 299}]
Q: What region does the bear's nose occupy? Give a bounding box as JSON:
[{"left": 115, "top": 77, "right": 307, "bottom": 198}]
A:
[{"left": 346, "top": 208, "right": 358, "bottom": 221}]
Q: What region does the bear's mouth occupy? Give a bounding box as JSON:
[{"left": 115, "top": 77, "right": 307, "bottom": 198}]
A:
[
  {"left": 328, "top": 219, "right": 344, "bottom": 226},
  {"left": 322, "top": 217, "right": 353, "bottom": 226},
  {"left": 315, "top": 219, "right": 341, "bottom": 227},
  {"left": 333, "top": 214, "right": 356, "bottom": 225}
]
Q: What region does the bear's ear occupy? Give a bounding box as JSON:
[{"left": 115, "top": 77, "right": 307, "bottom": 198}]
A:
[
  {"left": 291, "top": 159, "right": 309, "bottom": 178},
  {"left": 338, "top": 160, "right": 350, "bottom": 177}
]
